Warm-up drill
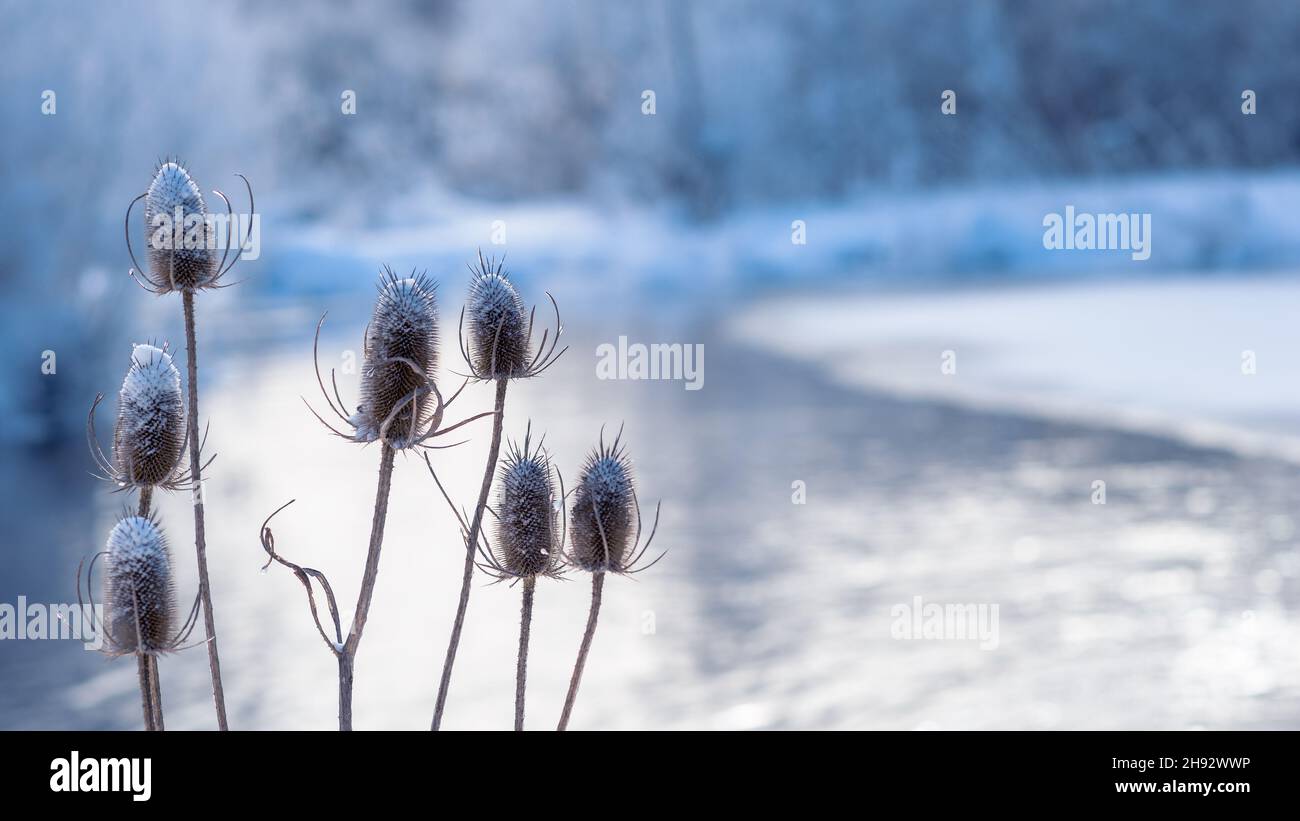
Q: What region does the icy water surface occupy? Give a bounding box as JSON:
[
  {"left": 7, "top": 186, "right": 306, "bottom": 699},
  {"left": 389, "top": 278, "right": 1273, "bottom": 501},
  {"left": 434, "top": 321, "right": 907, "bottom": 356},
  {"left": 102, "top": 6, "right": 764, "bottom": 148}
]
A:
[{"left": 2, "top": 303, "right": 1298, "bottom": 729}]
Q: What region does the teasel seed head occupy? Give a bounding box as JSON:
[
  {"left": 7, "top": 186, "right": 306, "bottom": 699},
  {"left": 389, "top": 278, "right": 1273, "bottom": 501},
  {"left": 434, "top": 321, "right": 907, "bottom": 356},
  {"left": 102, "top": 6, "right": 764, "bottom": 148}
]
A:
[
  {"left": 350, "top": 268, "right": 440, "bottom": 447},
  {"left": 568, "top": 429, "right": 639, "bottom": 573},
  {"left": 466, "top": 253, "right": 531, "bottom": 379},
  {"left": 142, "top": 159, "right": 217, "bottom": 292},
  {"left": 492, "top": 426, "right": 564, "bottom": 580},
  {"left": 111, "top": 344, "right": 187, "bottom": 489},
  {"left": 102, "top": 514, "right": 178, "bottom": 656}
]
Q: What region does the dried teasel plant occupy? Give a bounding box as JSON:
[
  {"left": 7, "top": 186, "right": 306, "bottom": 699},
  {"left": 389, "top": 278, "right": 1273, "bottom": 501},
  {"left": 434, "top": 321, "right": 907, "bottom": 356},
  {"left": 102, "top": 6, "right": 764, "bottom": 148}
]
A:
[
  {"left": 122, "top": 158, "right": 255, "bottom": 729},
  {"left": 430, "top": 251, "right": 567, "bottom": 730},
  {"left": 557, "top": 426, "right": 664, "bottom": 731},
  {"left": 125, "top": 159, "right": 252, "bottom": 295},
  {"left": 306, "top": 268, "right": 489, "bottom": 450},
  {"left": 426, "top": 422, "right": 565, "bottom": 730},
  {"left": 88, "top": 343, "right": 208, "bottom": 496},
  {"left": 267, "top": 268, "right": 493, "bottom": 730},
  {"left": 86, "top": 342, "right": 210, "bottom": 727},
  {"left": 77, "top": 513, "right": 202, "bottom": 731}
]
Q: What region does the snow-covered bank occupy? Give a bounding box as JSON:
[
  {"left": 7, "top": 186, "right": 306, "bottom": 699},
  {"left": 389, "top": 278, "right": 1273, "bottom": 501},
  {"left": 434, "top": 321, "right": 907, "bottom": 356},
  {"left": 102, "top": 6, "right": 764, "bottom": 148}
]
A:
[
  {"left": 731, "top": 276, "right": 1300, "bottom": 463},
  {"left": 260, "top": 171, "right": 1300, "bottom": 305},
  {"left": 13, "top": 171, "right": 1300, "bottom": 448}
]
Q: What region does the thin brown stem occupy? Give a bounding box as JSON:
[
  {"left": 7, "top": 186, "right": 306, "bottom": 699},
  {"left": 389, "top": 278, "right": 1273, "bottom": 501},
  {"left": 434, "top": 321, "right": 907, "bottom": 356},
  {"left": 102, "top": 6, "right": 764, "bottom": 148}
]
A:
[
  {"left": 182, "top": 289, "right": 229, "bottom": 730},
  {"left": 558, "top": 571, "right": 604, "bottom": 731},
  {"left": 147, "top": 655, "right": 165, "bottom": 730},
  {"left": 432, "top": 377, "right": 508, "bottom": 730},
  {"left": 135, "top": 486, "right": 163, "bottom": 731},
  {"left": 338, "top": 653, "right": 354, "bottom": 731},
  {"left": 136, "top": 654, "right": 155, "bottom": 731},
  {"left": 259, "top": 500, "right": 344, "bottom": 655},
  {"left": 515, "top": 576, "right": 535, "bottom": 731},
  {"left": 338, "top": 444, "right": 396, "bottom": 731}
]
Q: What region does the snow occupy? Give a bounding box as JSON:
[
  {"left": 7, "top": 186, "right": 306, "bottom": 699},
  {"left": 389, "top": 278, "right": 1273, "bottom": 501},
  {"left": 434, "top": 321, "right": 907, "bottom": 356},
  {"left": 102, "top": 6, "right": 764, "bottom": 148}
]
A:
[
  {"left": 122, "top": 345, "right": 179, "bottom": 399},
  {"left": 731, "top": 275, "right": 1300, "bottom": 463},
  {"left": 254, "top": 172, "right": 1300, "bottom": 307},
  {"left": 118, "top": 344, "right": 183, "bottom": 453}
]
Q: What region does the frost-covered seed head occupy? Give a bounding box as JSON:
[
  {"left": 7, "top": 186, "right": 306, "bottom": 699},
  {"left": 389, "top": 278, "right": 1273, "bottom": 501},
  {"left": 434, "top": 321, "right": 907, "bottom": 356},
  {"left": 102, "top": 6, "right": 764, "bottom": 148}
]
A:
[
  {"left": 495, "top": 435, "right": 561, "bottom": 578},
  {"left": 103, "top": 514, "right": 177, "bottom": 655},
  {"left": 143, "top": 160, "right": 216, "bottom": 291},
  {"left": 466, "top": 255, "right": 530, "bottom": 378},
  {"left": 112, "top": 344, "right": 186, "bottom": 488},
  {"left": 569, "top": 434, "right": 637, "bottom": 573},
  {"left": 351, "top": 269, "right": 439, "bottom": 446}
]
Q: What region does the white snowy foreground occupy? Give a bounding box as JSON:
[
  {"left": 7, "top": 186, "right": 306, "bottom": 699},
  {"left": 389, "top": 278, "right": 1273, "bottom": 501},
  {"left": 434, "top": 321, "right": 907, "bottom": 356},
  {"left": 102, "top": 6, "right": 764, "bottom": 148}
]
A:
[{"left": 732, "top": 275, "right": 1300, "bottom": 463}]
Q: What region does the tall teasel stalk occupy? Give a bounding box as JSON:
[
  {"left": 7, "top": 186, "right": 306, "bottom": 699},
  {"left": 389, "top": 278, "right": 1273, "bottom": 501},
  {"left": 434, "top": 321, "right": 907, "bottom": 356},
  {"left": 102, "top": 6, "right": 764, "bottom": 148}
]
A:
[
  {"left": 135, "top": 489, "right": 161, "bottom": 731},
  {"left": 428, "top": 423, "right": 565, "bottom": 729},
  {"left": 87, "top": 343, "right": 204, "bottom": 729},
  {"left": 557, "top": 427, "right": 664, "bottom": 730},
  {"left": 263, "top": 269, "right": 494, "bottom": 730},
  {"left": 124, "top": 159, "right": 254, "bottom": 729},
  {"left": 429, "top": 252, "right": 567, "bottom": 730}
]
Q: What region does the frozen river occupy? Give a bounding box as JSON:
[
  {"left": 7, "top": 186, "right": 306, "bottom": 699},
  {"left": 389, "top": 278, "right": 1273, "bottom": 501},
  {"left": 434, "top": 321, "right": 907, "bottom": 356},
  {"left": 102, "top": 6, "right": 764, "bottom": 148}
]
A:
[{"left": 3, "top": 283, "right": 1299, "bottom": 729}]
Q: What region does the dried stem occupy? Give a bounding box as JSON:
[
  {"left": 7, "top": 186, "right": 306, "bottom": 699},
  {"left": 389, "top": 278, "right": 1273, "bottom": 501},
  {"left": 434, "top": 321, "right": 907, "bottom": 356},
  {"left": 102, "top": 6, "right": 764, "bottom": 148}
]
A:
[
  {"left": 260, "top": 444, "right": 396, "bottom": 732},
  {"left": 431, "top": 377, "right": 508, "bottom": 730},
  {"left": 339, "top": 444, "right": 397, "bottom": 730},
  {"left": 182, "top": 289, "right": 229, "bottom": 730},
  {"left": 135, "top": 485, "right": 164, "bottom": 731},
  {"left": 147, "top": 656, "right": 165, "bottom": 730},
  {"left": 338, "top": 653, "right": 354, "bottom": 730},
  {"left": 260, "top": 500, "right": 344, "bottom": 655},
  {"left": 515, "top": 576, "right": 535, "bottom": 731},
  {"left": 135, "top": 655, "right": 155, "bottom": 731},
  {"left": 558, "top": 571, "right": 604, "bottom": 731}
]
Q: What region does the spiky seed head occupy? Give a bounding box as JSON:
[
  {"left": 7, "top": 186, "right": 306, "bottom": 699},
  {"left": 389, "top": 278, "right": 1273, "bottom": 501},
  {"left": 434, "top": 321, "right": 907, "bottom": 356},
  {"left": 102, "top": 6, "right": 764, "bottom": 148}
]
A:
[
  {"left": 112, "top": 344, "right": 186, "bottom": 488},
  {"left": 569, "top": 434, "right": 637, "bottom": 573},
  {"left": 143, "top": 160, "right": 216, "bottom": 291},
  {"left": 466, "top": 256, "right": 530, "bottom": 378},
  {"left": 102, "top": 514, "right": 177, "bottom": 656},
  {"left": 495, "top": 435, "right": 562, "bottom": 578},
  {"left": 351, "top": 269, "right": 439, "bottom": 446}
]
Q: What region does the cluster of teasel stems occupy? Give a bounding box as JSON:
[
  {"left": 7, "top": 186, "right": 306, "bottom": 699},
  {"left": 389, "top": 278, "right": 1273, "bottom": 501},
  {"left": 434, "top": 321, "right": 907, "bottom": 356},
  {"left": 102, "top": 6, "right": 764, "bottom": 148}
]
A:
[
  {"left": 85, "top": 161, "right": 664, "bottom": 731},
  {"left": 79, "top": 160, "right": 250, "bottom": 730},
  {"left": 84, "top": 340, "right": 199, "bottom": 731},
  {"left": 267, "top": 252, "right": 664, "bottom": 730}
]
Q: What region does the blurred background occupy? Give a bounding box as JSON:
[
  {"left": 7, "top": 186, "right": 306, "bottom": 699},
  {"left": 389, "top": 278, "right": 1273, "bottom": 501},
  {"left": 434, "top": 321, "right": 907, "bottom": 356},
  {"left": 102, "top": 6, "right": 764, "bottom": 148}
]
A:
[{"left": 2, "top": 0, "right": 1299, "bottom": 729}]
